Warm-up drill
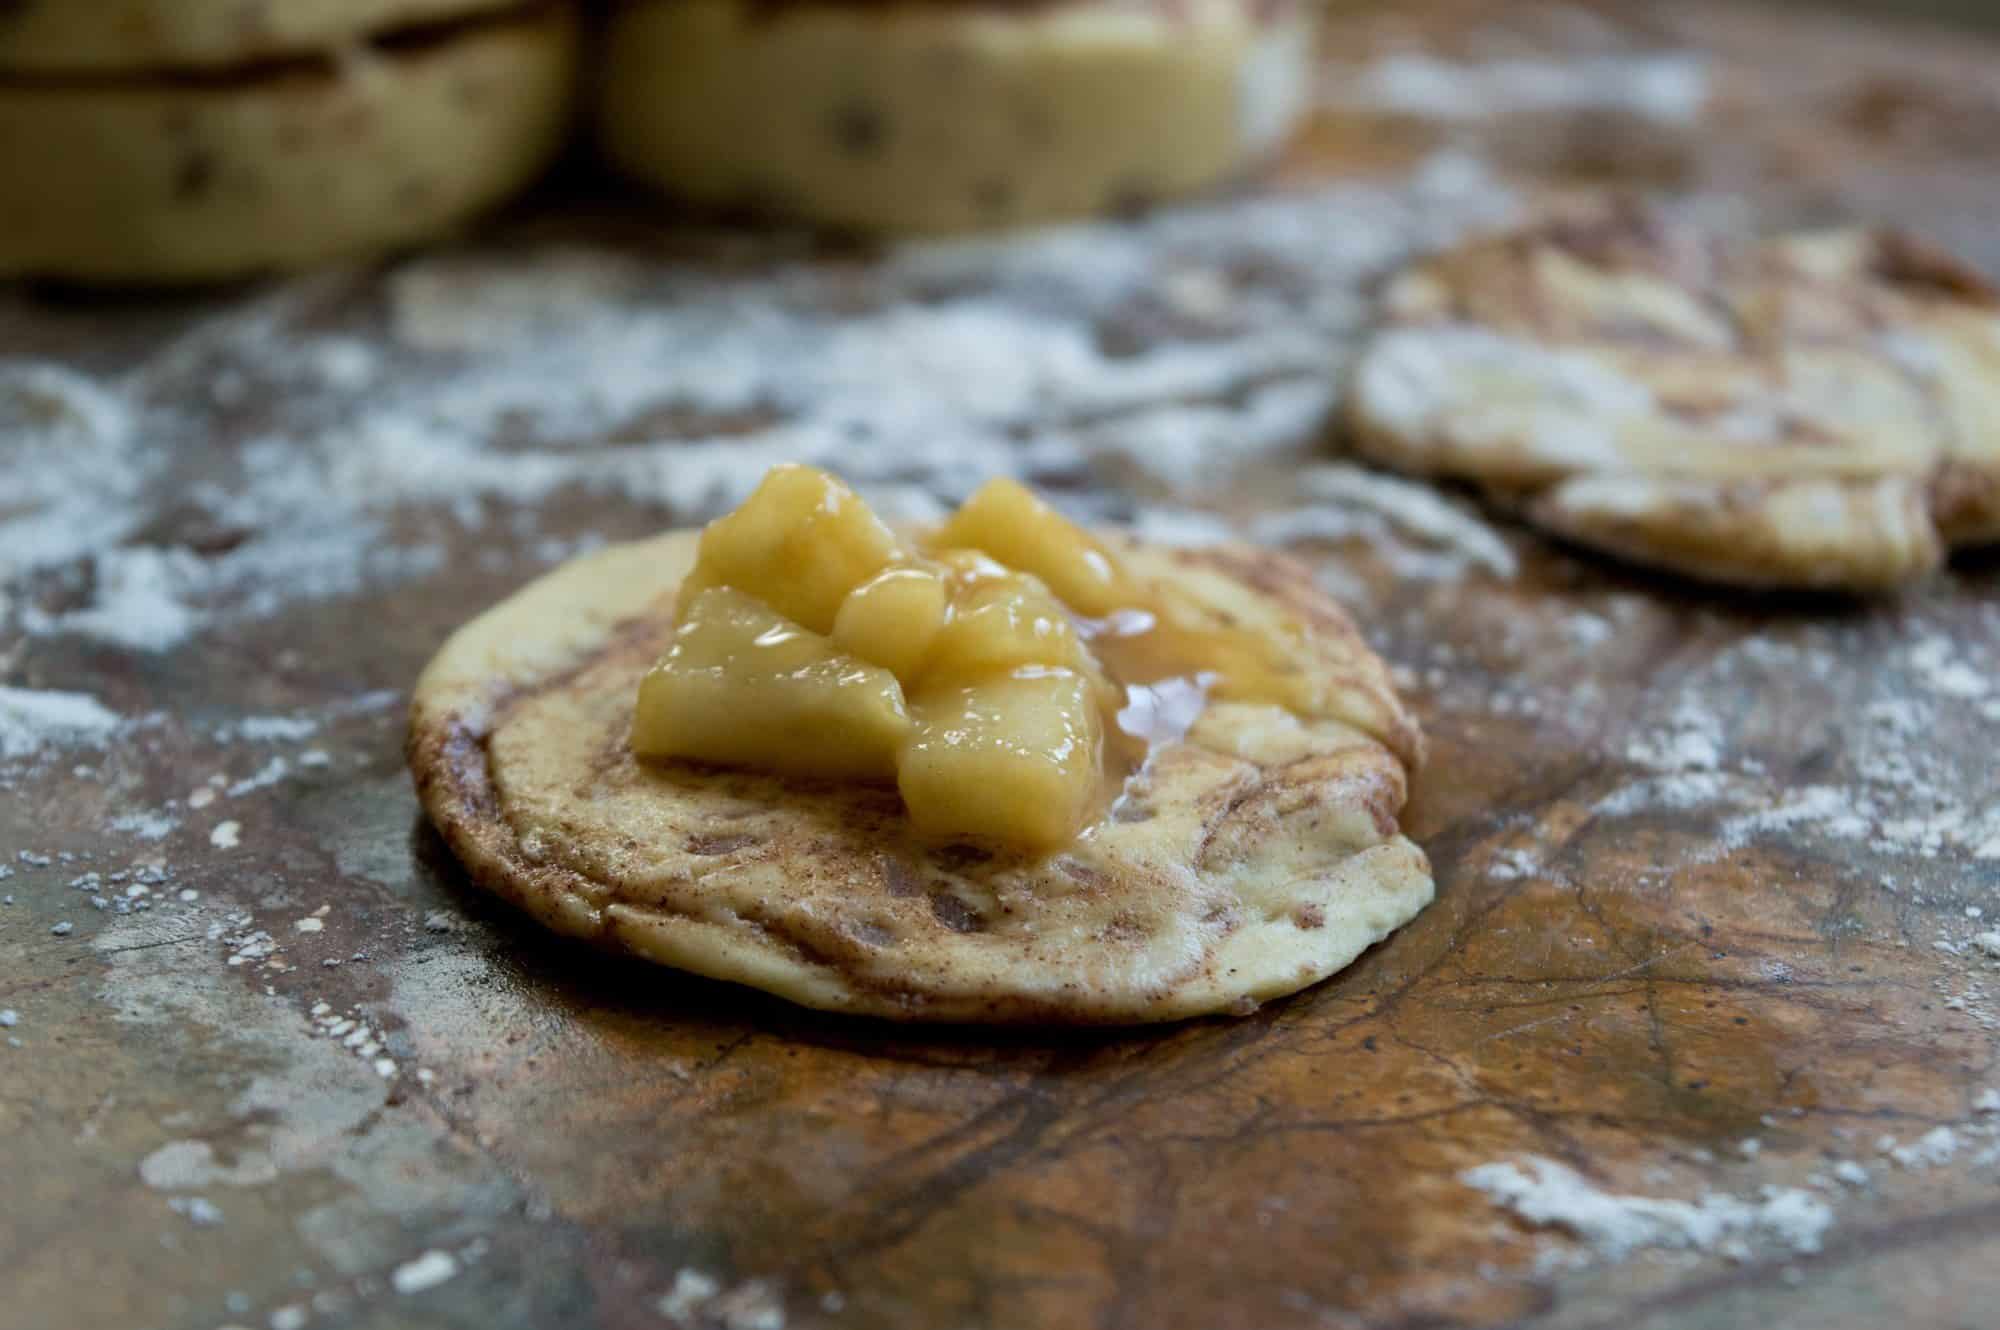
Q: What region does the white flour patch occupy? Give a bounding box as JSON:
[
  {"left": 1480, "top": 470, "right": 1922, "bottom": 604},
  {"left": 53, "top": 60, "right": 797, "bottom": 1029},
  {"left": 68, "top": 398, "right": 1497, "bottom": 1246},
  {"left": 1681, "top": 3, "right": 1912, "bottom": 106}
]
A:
[
  {"left": 0, "top": 686, "right": 123, "bottom": 762},
  {"left": 388, "top": 249, "right": 641, "bottom": 354},
  {"left": 21, "top": 547, "right": 203, "bottom": 652},
  {"left": 108, "top": 810, "right": 179, "bottom": 841},
  {"left": 139, "top": 1139, "right": 279, "bottom": 1190},
  {"left": 214, "top": 715, "right": 321, "bottom": 744},
  {"left": 1486, "top": 847, "right": 1543, "bottom": 882},
  {"left": 1565, "top": 612, "right": 1615, "bottom": 649},
  {"left": 4, "top": 161, "right": 1515, "bottom": 659},
  {"left": 391, "top": 1249, "right": 460, "bottom": 1295},
  {"left": 655, "top": 1269, "right": 786, "bottom": 1330},
  {"left": 89, "top": 904, "right": 523, "bottom": 1280},
  {"left": 1082, "top": 378, "right": 1336, "bottom": 495},
  {"left": 1887, "top": 1126, "right": 1962, "bottom": 1170},
  {"left": 1719, "top": 786, "right": 1872, "bottom": 847},
  {"left": 0, "top": 363, "right": 150, "bottom": 575},
  {"left": 1591, "top": 615, "right": 2000, "bottom": 877},
  {"left": 1592, "top": 770, "right": 1736, "bottom": 818},
  {"left": 1127, "top": 507, "right": 1237, "bottom": 548},
  {"left": 166, "top": 1195, "right": 225, "bottom": 1227},
  {"left": 1327, "top": 52, "right": 1711, "bottom": 125},
  {"left": 1907, "top": 635, "right": 1987, "bottom": 700},
  {"left": 1624, "top": 698, "right": 1724, "bottom": 774},
  {"left": 226, "top": 757, "right": 289, "bottom": 799},
  {"left": 22, "top": 526, "right": 444, "bottom": 653},
  {"left": 1251, "top": 463, "right": 1518, "bottom": 579},
  {"left": 1463, "top": 1157, "right": 1833, "bottom": 1260},
  {"left": 302, "top": 996, "right": 401, "bottom": 1080},
  {"left": 658, "top": 1270, "right": 724, "bottom": 1324}
]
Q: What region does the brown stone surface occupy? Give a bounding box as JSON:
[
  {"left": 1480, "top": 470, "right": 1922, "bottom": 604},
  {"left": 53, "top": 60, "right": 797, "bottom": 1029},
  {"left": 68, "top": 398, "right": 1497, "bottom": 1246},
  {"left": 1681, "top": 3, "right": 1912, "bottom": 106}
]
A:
[{"left": 4, "top": 4, "right": 2000, "bottom": 1330}]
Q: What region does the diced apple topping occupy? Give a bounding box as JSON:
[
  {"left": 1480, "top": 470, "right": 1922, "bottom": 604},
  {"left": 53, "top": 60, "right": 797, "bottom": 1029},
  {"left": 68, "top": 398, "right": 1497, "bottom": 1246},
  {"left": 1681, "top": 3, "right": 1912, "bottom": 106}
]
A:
[
  {"left": 929, "top": 477, "right": 1132, "bottom": 616},
  {"left": 635, "top": 464, "right": 1314, "bottom": 854},
  {"left": 832, "top": 565, "right": 949, "bottom": 680},
  {"left": 677, "top": 464, "right": 902, "bottom": 635},
  {"left": 634, "top": 587, "right": 909, "bottom": 783},
  {"left": 899, "top": 668, "right": 1106, "bottom": 854},
  {"left": 921, "top": 568, "right": 1092, "bottom": 684}
]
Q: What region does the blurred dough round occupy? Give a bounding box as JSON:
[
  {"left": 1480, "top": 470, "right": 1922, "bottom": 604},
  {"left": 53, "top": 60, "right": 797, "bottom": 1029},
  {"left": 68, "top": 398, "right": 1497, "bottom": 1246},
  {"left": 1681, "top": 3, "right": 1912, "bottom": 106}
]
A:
[
  {"left": 0, "top": 7, "right": 579, "bottom": 283},
  {"left": 0, "top": 0, "right": 532, "bottom": 72},
  {"left": 595, "top": 0, "right": 1316, "bottom": 232},
  {"left": 409, "top": 530, "right": 1434, "bottom": 1024},
  {"left": 1346, "top": 202, "right": 2000, "bottom": 593}
]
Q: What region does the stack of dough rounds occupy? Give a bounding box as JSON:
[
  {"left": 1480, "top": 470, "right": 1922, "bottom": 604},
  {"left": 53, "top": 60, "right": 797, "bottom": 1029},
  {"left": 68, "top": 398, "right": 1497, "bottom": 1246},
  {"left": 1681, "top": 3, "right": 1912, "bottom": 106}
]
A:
[
  {"left": 594, "top": 0, "right": 1317, "bottom": 233},
  {"left": 0, "top": 0, "right": 580, "bottom": 283}
]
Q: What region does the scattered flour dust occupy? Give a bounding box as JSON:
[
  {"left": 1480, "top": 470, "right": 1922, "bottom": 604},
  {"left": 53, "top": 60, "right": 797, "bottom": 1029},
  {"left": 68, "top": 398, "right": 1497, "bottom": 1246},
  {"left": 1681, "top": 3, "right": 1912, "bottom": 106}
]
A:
[
  {"left": 19, "top": 547, "right": 204, "bottom": 652},
  {"left": 1907, "top": 636, "right": 1987, "bottom": 701},
  {"left": 139, "top": 1138, "right": 280, "bottom": 1190},
  {"left": 655, "top": 1269, "right": 785, "bottom": 1330},
  {"left": 303, "top": 997, "right": 403, "bottom": 1081},
  {"left": 0, "top": 362, "right": 152, "bottom": 574},
  {"left": 226, "top": 757, "right": 289, "bottom": 799},
  {"left": 390, "top": 1249, "right": 461, "bottom": 1296},
  {"left": 3, "top": 157, "right": 1516, "bottom": 653},
  {"left": 108, "top": 810, "right": 179, "bottom": 842},
  {"left": 658, "top": 1270, "right": 723, "bottom": 1324},
  {"left": 1326, "top": 51, "right": 1711, "bottom": 125},
  {"left": 90, "top": 902, "right": 522, "bottom": 1327},
  {"left": 1462, "top": 1157, "right": 1833, "bottom": 1261},
  {"left": 1594, "top": 622, "right": 2000, "bottom": 868},
  {"left": 1251, "top": 463, "right": 1518, "bottom": 579},
  {"left": 1886, "top": 1127, "right": 1962, "bottom": 1170},
  {"left": 218, "top": 715, "right": 321, "bottom": 744},
  {"left": 1623, "top": 697, "right": 1724, "bottom": 775},
  {"left": 0, "top": 686, "right": 123, "bottom": 762}
]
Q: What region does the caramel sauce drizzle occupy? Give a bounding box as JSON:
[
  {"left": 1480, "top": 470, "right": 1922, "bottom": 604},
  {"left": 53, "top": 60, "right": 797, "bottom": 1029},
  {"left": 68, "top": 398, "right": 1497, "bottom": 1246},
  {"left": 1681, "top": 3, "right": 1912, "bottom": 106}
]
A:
[{"left": 1075, "top": 581, "right": 1319, "bottom": 827}]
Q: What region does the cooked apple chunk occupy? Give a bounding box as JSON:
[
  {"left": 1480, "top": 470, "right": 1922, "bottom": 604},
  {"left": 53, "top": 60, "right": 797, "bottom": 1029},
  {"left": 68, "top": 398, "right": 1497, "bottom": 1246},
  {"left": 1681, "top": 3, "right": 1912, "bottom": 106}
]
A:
[
  {"left": 677, "top": 464, "right": 902, "bottom": 635},
  {"left": 634, "top": 587, "right": 910, "bottom": 783},
  {"left": 635, "top": 465, "right": 1176, "bottom": 852},
  {"left": 922, "top": 568, "right": 1097, "bottom": 685},
  {"left": 832, "top": 565, "right": 950, "bottom": 680},
  {"left": 900, "top": 668, "right": 1106, "bottom": 852},
  {"left": 930, "top": 477, "right": 1131, "bottom": 616}
]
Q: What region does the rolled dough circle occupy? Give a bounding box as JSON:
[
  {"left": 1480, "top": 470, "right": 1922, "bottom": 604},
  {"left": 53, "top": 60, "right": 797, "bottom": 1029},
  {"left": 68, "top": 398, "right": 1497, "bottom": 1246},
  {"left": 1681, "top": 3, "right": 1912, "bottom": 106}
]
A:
[
  {"left": 593, "top": 0, "right": 1317, "bottom": 232},
  {"left": 0, "top": 0, "right": 534, "bottom": 73},
  {"left": 0, "top": 7, "right": 580, "bottom": 284},
  {"left": 409, "top": 529, "right": 1434, "bottom": 1024}
]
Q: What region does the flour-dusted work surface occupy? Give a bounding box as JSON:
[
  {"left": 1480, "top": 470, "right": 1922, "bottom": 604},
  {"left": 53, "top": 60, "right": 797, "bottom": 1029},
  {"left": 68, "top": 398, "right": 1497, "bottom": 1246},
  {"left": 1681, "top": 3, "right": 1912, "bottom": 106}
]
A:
[{"left": 5, "top": 3, "right": 2000, "bottom": 1329}]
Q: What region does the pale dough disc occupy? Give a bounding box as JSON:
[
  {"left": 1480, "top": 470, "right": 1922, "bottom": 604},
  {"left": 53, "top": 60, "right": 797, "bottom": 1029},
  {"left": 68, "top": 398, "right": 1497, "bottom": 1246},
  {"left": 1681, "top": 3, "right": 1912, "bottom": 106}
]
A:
[
  {"left": 1345, "top": 202, "right": 2000, "bottom": 592},
  {"left": 409, "top": 530, "right": 1434, "bottom": 1024},
  {"left": 593, "top": 0, "right": 1316, "bottom": 232},
  {"left": 0, "top": 7, "right": 579, "bottom": 284},
  {"left": 0, "top": 0, "right": 530, "bottom": 72}
]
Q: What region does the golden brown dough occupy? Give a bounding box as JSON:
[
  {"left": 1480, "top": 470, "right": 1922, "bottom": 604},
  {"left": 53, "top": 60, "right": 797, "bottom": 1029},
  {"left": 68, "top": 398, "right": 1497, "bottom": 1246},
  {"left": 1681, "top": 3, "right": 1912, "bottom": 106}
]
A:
[
  {"left": 1346, "top": 202, "right": 2000, "bottom": 592},
  {"left": 0, "top": 6, "right": 579, "bottom": 283},
  {"left": 409, "top": 530, "right": 1434, "bottom": 1024},
  {"left": 595, "top": 0, "right": 1316, "bottom": 232}
]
